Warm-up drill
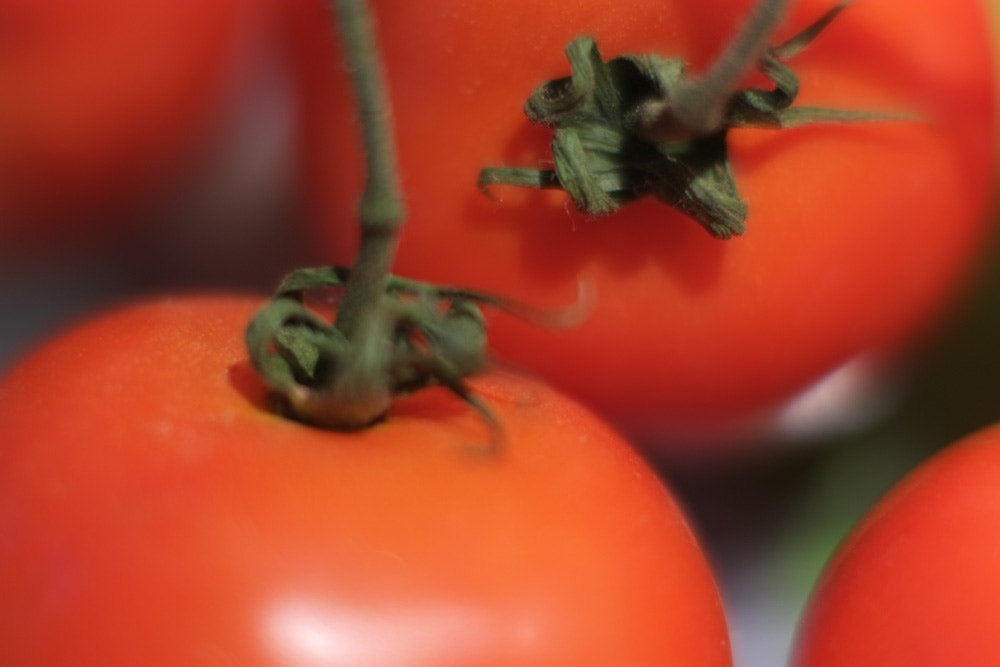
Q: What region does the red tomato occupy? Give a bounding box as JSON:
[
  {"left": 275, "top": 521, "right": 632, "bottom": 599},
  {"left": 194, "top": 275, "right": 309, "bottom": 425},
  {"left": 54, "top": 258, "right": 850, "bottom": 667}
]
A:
[
  {"left": 0, "top": 0, "right": 297, "bottom": 251},
  {"left": 0, "top": 296, "right": 731, "bottom": 665},
  {"left": 303, "top": 0, "right": 997, "bottom": 444},
  {"left": 792, "top": 422, "right": 1000, "bottom": 666}
]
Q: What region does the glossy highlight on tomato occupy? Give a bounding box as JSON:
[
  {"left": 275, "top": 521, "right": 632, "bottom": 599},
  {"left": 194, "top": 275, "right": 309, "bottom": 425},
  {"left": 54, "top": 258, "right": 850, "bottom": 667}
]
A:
[
  {"left": 792, "top": 422, "right": 1000, "bottom": 666},
  {"left": 0, "top": 296, "right": 731, "bottom": 665},
  {"left": 304, "top": 0, "right": 997, "bottom": 444}
]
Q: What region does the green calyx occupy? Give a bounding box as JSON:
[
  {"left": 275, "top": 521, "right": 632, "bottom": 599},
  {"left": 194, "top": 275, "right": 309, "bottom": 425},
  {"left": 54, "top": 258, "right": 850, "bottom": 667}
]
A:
[
  {"left": 479, "top": 0, "right": 903, "bottom": 239},
  {"left": 246, "top": 266, "right": 589, "bottom": 431},
  {"left": 246, "top": 266, "right": 490, "bottom": 430}
]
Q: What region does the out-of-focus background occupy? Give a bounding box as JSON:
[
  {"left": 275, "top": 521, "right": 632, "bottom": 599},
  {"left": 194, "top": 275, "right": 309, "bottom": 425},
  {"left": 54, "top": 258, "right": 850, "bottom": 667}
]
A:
[{"left": 1, "top": 2, "right": 998, "bottom": 666}]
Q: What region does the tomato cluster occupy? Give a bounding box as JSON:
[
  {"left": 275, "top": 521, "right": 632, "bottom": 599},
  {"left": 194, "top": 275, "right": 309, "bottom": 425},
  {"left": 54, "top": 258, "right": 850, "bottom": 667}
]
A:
[
  {"left": 0, "top": 0, "right": 998, "bottom": 664},
  {"left": 306, "top": 0, "right": 997, "bottom": 443}
]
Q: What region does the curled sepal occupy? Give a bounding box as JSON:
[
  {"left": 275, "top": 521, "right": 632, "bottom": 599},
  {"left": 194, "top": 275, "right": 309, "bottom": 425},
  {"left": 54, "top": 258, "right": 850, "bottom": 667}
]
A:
[
  {"left": 246, "top": 296, "right": 342, "bottom": 393},
  {"left": 479, "top": 1, "right": 907, "bottom": 239}
]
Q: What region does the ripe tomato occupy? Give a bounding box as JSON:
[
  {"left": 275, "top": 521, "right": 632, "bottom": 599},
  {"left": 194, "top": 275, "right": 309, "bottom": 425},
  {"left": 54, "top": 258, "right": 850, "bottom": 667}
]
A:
[
  {"left": 304, "top": 0, "right": 996, "bottom": 444},
  {"left": 792, "top": 422, "right": 1000, "bottom": 666},
  {"left": 0, "top": 0, "right": 299, "bottom": 252},
  {"left": 0, "top": 296, "right": 731, "bottom": 665}
]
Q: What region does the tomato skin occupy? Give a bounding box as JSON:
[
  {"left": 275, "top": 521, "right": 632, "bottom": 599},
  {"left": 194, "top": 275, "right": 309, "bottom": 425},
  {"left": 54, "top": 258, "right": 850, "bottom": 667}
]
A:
[
  {"left": 304, "top": 0, "right": 997, "bottom": 443},
  {"left": 0, "top": 296, "right": 730, "bottom": 666},
  {"left": 792, "top": 423, "right": 1000, "bottom": 666},
  {"left": 0, "top": 0, "right": 299, "bottom": 251}
]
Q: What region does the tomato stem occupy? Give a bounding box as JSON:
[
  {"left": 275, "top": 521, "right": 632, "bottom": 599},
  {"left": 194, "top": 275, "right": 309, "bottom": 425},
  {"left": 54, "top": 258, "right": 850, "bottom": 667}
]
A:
[
  {"left": 635, "top": 0, "right": 792, "bottom": 139},
  {"left": 329, "top": 0, "right": 404, "bottom": 341},
  {"left": 245, "top": 0, "right": 586, "bottom": 433},
  {"left": 245, "top": 0, "right": 429, "bottom": 430}
]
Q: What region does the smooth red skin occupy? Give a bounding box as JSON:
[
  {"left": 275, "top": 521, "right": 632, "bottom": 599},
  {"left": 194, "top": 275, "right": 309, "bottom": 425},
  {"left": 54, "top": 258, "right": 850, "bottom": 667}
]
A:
[
  {"left": 792, "top": 423, "right": 1000, "bottom": 666},
  {"left": 0, "top": 0, "right": 290, "bottom": 248},
  {"left": 304, "top": 0, "right": 997, "bottom": 442},
  {"left": 0, "top": 296, "right": 731, "bottom": 666}
]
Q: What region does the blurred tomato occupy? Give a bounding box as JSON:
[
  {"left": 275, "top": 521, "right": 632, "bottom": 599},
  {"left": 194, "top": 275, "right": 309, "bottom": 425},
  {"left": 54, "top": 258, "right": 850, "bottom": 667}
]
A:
[
  {"left": 793, "top": 422, "right": 1000, "bottom": 666},
  {"left": 0, "top": 0, "right": 303, "bottom": 253},
  {"left": 302, "top": 0, "right": 997, "bottom": 446}
]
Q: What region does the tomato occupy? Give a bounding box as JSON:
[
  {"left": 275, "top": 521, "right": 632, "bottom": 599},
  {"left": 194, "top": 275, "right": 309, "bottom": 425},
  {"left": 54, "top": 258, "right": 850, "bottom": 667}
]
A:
[
  {"left": 0, "top": 296, "right": 731, "bottom": 665},
  {"left": 0, "top": 0, "right": 299, "bottom": 252},
  {"left": 792, "top": 422, "right": 1000, "bottom": 665},
  {"left": 303, "top": 0, "right": 997, "bottom": 444}
]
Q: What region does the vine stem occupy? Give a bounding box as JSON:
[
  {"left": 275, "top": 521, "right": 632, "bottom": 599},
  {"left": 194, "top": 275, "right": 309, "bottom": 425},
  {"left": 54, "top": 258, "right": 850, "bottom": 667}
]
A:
[{"left": 330, "top": 0, "right": 405, "bottom": 340}]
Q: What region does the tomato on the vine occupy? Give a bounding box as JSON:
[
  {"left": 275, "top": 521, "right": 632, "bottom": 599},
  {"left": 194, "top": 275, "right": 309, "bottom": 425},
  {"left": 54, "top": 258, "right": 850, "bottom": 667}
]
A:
[
  {"left": 792, "top": 422, "right": 1000, "bottom": 666},
  {"left": 303, "top": 0, "right": 996, "bottom": 444},
  {"left": 0, "top": 296, "right": 731, "bottom": 665}
]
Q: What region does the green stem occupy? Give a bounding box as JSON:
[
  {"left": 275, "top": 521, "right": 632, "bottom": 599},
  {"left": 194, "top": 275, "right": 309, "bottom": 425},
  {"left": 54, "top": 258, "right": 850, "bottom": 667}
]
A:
[
  {"left": 330, "top": 0, "right": 405, "bottom": 340},
  {"left": 249, "top": 0, "right": 576, "bottom": 434}
]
